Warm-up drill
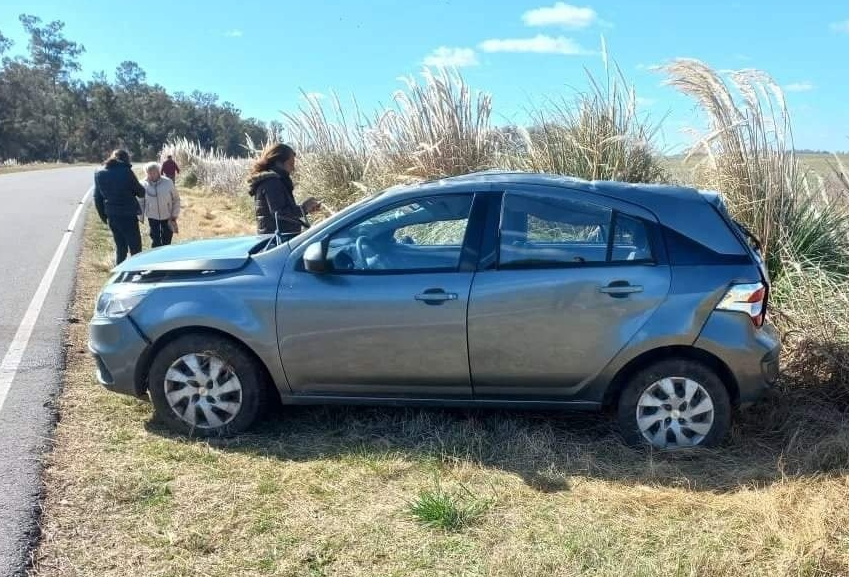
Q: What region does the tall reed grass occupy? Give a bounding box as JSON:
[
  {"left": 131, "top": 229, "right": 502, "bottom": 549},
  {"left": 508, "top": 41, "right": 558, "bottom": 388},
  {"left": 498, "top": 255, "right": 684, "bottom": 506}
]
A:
[
  {"left": 663, "top": 59, "right": 849, "bottom": 282},
  {"left": 164, "top": 64, "right": 668, "bottom": 202},
  {"left": 661, "top": 59, "right": 849, "bottom": 408},
  {"left": 368, "top": 68, "right": 501, "bottom": 180},
  {"left": 160, "top": 138, "right": 252, "bottom": 195},
  {"left": 281, "top": 92, "right": 373, "bottom": 211},
  {"left": 504, "top": 66, "right": 667, "bottom": 183}
]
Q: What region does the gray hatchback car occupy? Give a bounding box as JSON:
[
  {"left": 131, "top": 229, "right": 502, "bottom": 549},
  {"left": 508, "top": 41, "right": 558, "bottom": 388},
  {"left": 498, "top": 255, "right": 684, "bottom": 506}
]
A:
[{"left": 90, "top": 172, "right": 780, "bottom": 449}]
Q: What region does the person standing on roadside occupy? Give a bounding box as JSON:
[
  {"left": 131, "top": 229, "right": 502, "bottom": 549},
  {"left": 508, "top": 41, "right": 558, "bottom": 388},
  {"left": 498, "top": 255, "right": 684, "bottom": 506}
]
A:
[
  {"left": 141, "top": 162, "right": 180, "bottom": 247},
  {"left": 247, "top": 143, "right": 321, "bottom": 234},
  {"left": 94, "top": 149, "right": 145, "bottom": 264},
  {"left": 161, "top": 154, "right": 180, "bottom": 182}
]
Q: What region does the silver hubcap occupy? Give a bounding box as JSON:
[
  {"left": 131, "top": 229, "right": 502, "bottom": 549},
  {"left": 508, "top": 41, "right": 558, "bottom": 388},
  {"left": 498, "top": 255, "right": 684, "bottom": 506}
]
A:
[
  {"left": 164, "top": 353, "right": 242, "bottom": 429},
  {"left": 636, "top": 377, "right": 715, "bottom": 449}
]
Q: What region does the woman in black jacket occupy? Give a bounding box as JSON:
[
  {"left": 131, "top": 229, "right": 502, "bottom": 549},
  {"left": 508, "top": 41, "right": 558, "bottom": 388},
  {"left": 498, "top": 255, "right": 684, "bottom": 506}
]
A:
[
  {"left": 93, "top": 149, "right": 145, "bottom": 264},
  {"left": 247, "top": 144, "right": 321, "bottom": 235}
]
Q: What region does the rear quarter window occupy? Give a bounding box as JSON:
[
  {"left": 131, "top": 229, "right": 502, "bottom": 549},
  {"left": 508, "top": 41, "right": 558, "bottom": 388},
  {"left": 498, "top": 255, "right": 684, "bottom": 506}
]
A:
[{"left": 663, "top": 226, "right": 753, "bottom": 266}]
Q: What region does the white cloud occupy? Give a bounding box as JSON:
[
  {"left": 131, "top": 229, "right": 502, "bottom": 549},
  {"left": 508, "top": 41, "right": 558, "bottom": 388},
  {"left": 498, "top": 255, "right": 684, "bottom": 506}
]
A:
[
  {"left": 636, "top": 62, "right": 661, "bottom": 71},
  {"left": 479, "top": 35, "right": 591, "bottom": 56},
  {"left": 635, "top": 97, "right": 656, "bottom": 106},
  {"left": 423, "top": 46, "right": 479, "bottom": 68},
  {"left": 784, "top": 81, "right": 814, "bottom": 92},
  {"left": 829, "top": 19, "right": 849, "bottom": 33},
  {"left": 303, "top": 92, "right": 326, "bottom": 101},
  {"left": 223, "top": 29, "right": 243, "bottom": 38},
  {"left": 522, "top": 3, "right": 597, "bottom": 29}
]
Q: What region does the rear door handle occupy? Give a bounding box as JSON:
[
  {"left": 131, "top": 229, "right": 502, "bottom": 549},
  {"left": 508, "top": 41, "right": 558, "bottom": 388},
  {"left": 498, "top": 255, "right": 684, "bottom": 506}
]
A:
[
  {"left": 599, "top": 282, "right": 643, "bottom": 296},
  {"left": 415, "top": 289, "right": 458, "bottom": 304}
]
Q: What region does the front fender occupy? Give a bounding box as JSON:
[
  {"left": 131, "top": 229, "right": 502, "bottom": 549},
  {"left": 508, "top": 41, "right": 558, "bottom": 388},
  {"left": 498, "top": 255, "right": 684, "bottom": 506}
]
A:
[{"left": 129, "top": 265, "right": 290, "bottom": 393}]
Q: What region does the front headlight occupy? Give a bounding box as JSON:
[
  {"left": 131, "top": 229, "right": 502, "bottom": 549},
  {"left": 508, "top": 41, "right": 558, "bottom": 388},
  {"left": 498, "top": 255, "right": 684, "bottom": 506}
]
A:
[{"left": 94, "top": 286, "right": 151, "bottom": 319}]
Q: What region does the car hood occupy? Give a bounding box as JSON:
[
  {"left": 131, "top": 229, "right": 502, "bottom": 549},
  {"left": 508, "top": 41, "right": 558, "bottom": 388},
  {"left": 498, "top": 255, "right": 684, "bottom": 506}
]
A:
[{"left": 113, "top": 235, "right": 270, "bottom": 272}]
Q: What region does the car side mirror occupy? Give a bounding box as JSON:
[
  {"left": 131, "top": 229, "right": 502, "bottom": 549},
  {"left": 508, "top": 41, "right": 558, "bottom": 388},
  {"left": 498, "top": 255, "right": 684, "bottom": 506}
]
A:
[{"left": 303, "top": 241, "right": 327, "bottom": 273}]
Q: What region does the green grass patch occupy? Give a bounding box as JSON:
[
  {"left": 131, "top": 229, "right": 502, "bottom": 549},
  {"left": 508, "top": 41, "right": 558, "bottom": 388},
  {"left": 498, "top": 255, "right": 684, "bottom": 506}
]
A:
[{"left": 408, "top": 482, "right": 492, "bottom": 531}]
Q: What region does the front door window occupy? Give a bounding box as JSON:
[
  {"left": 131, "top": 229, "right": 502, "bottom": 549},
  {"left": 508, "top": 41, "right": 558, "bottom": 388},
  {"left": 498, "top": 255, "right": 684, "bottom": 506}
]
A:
[{"left": 326, "top": 195, "right": 473, "bottom": 273}]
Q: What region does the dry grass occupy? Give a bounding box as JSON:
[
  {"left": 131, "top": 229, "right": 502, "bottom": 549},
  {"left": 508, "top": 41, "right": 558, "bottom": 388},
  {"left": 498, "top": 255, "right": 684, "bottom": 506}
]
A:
[
  {"left": 0, "top": 162, "right": 79, "bottom": 175},
  {"left": 30, "top": 188, "right": 849, "bottom": 576}
]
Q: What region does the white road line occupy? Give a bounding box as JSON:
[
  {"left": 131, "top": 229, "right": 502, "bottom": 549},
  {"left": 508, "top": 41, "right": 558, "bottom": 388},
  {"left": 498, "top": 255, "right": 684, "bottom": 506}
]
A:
[{"left": 0, "top": 188, "right": 91, "bottom": 414}]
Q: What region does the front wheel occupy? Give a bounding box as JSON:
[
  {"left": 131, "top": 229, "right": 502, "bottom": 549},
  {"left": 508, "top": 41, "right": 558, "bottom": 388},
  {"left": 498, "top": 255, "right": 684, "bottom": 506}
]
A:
[
  {"left": 148, "top": 334, "right": 266, "bottom": 437},
  {"left": 617, "top": 359, "right": 731, "bottom": 449}
]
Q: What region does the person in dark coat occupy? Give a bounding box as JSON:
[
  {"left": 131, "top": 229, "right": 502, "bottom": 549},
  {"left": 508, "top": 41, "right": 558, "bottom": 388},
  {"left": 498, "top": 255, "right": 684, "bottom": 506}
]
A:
[
  {"left": 93, "top": 149, "right": 145, "bottom": 264},
  {"left": 161, "top": 154, "right": 180, "bottom": 181},
  {"left": 246, "top": 143, "right": 321, "bottom": 235}
]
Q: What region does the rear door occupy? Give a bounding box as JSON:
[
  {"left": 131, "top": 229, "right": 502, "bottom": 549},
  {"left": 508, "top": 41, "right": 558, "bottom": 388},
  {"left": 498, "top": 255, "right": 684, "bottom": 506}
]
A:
[{"left": 468, "top": 186, "right": 671, "bottom": 400}]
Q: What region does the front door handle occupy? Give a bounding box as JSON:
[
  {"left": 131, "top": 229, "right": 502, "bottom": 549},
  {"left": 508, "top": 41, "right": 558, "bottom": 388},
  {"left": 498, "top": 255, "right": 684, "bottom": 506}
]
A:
[
  {"left": 415, "top": 289, "right": 458, "bottom": 305},
  {"left": 599, "top": 281, "right": 643, "bottom": 297}
]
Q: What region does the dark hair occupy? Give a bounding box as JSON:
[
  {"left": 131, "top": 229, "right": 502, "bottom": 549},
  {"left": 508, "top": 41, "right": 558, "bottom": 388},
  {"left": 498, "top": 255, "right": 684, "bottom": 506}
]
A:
[
  {"left": 104, "top": 149, "right": 131, "bottom": 167},
  {"left": 167, "top": 154, "right": 173, "bottom": 159},
  {"left": 250, "top": 143, "right": 295, "bottom": 175}
]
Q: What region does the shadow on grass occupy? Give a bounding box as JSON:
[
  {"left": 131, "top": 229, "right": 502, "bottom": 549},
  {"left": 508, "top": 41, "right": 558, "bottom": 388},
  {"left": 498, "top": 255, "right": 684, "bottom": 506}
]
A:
[{"left": 143, "top": 342, "right": 849, "bottom": 494}]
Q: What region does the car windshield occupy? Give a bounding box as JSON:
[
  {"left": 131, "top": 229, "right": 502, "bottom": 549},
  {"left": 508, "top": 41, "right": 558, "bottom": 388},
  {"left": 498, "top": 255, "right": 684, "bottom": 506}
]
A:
[
  {"left": 254, "top": 189, "right": 388, "bottom": 254},
  {"left": 293, "top": 190, "right": 387, "bottom": 244}
]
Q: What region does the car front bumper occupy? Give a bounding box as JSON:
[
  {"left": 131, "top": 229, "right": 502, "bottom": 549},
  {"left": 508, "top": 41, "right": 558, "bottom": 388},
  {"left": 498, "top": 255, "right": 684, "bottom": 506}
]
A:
[
  {"left": 694, "top": 311, "right": 781, "bottom": 407},
  {"left": 89, "top": 315, "right": 150, "bottom": 397}
]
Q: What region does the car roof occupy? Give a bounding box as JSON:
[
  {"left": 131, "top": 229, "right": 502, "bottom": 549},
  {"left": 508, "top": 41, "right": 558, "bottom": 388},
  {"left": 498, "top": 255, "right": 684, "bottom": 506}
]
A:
[
  {"left": 381, "top": 170, "right": 746, "bottom": 256},
  {"left": 396, "top": 170, "right": 701, "bottom": 202}
]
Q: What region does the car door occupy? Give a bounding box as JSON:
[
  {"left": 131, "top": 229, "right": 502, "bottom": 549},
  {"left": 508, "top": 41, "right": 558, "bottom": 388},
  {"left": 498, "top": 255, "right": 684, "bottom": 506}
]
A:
[
  {"left": 276, "top": 193, "right": 483, "bottom": 398},
  {"left": 468, "top": 186, "right": 671, "bottom": 400}
]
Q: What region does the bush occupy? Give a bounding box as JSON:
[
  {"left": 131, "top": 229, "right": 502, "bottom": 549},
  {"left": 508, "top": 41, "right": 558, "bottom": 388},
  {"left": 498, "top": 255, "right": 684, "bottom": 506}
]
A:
[{"left": 180, "top": 168, "right": 198, "bottom": 188}]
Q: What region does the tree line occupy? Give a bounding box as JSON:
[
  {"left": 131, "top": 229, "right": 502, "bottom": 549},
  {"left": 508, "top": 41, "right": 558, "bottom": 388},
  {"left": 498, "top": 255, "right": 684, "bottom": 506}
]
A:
[{"left": 0, "top": 15, "right": 269, "bottom": 163}]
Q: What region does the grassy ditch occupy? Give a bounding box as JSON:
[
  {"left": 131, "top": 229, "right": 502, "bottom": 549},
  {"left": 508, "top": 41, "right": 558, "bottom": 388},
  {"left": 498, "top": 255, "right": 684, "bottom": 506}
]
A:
[{"left": 30, "top": 188, "right": 849, "bottom": 576}]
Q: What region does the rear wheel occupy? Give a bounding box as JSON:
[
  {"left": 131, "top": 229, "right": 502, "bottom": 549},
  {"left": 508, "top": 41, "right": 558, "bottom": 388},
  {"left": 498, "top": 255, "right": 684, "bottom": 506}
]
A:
[
  {"left": 617, "top": 359, "right": 731, "bottom": 449},
  {"left": 148, "top": 334, "right": 266, "bottom": 437}
]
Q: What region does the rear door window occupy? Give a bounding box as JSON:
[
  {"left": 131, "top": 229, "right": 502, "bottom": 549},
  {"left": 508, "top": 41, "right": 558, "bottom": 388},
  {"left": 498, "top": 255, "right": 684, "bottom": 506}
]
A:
[
  {"left": 611, "top": 214, "right": 653, "bottom": 262},
  {"left": 498, "top": 192, "right": 654, "bottom": 268},
  {"left": 499, "top": 194, "right": 612, "bottom": 267}
]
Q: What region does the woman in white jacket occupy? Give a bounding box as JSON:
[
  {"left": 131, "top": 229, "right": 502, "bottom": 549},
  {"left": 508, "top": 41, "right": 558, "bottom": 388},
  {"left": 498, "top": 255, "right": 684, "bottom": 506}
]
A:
[{"left": 141, "top": 162, "right": 181, "bottom": 247}]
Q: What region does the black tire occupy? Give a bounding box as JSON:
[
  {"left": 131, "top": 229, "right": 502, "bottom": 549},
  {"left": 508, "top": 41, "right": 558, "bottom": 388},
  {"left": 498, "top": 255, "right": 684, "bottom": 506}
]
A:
[
  {"left": 617, "top": 358, "right": 731, "bottom": 449},
  {"left": 148, "top": 333, "right": 267, "bottom": 437}
]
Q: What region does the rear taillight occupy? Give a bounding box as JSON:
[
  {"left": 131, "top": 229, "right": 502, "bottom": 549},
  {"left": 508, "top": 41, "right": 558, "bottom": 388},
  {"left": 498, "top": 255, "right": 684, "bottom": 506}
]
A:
[{"left": 716, "top": 282, "right": 767, "bottom": 327}]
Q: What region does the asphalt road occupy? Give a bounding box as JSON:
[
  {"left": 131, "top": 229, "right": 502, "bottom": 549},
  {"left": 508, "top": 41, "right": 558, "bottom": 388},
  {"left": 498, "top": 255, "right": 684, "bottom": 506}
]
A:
[{"left": 0, "top": 166, "right": 94, "bottom": 577}]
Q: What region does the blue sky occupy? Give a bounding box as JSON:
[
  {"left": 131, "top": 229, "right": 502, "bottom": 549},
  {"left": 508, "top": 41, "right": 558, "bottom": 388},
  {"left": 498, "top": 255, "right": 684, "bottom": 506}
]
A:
[{"left": 2, "top": 0, "right": 848, "bottom": 151}]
